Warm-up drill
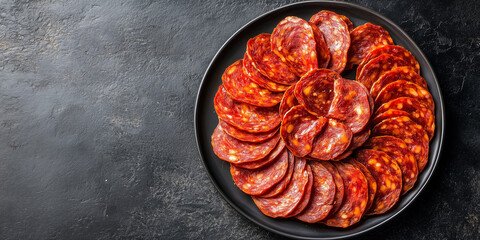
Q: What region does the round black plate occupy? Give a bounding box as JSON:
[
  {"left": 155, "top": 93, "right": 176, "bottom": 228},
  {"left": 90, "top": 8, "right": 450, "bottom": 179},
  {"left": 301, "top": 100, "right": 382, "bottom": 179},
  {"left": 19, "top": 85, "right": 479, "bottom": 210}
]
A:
[{"left": 194, "top": 1, "right": 445, "bottom": 239}]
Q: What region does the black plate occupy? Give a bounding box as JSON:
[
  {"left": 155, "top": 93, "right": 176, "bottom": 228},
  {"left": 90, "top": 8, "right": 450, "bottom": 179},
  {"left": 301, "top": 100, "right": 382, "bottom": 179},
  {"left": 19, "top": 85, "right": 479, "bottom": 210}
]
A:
[{"left": 194, "top": 1, "right": 445, "bottom": 239}]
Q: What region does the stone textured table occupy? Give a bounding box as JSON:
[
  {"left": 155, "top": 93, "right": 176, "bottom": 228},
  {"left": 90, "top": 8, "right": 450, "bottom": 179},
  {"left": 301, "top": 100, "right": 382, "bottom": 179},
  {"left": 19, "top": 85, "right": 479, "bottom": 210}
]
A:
[{"left": 0, "top": 0, "right": 478, "bottom": 239}]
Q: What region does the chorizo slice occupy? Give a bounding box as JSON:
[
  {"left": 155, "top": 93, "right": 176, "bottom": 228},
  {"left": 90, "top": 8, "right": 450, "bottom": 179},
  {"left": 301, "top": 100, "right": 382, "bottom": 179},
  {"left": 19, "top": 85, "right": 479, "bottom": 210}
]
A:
[
  {"left": 253, "top": 157, "right": 309, "bottom": 217},
  {"left": 280, "top": 105, "right": 328, "bottom": 157},
  {"left": 321, "top": 161, "right": 345, "bottom": 217},
  {"left": 294, "top": 69, "right": 340, "bottom": 116},
  {"left": 310, "top": 11, "right": 351, "bottom": 73},
  {"left": 285, "top": 164, "right": 314, "bottom": 217},
  {"left": 356, "top": 54, "right": 409, "bottom": 91},
  {"left": 260, "top": 151, "right": 295, "bottom": 198},
  {"left": 355, "top": 149, "right": 402, "bottom": 215},
  {"left": 372, "top": 109, "right": 411, "bottom": 127},
  {"left": 333, "top": 127, "right": 371, "bottom": 161},
  {"left": 358, "top": 45, "right": 420, "bottom": 75},
  {"left": 309, "top": 119, "right": 353, "bottom": 160},
  {"left": 279, "top": 84, "right": 299, "bottom": 117},
  {"left": 375, "top": 80, "right": 435, "bottom": 112},
  {"left": 370, "top": 66, "right": 427, "bottom": 99},
  {"left": 233, "top": 140, "right": 286, "bottom": 169},
  {"left": 347, "top": 23, "right": 394, "bottom": 67},
  {"left": 364, "top": 136, "right": 418, "bottom": 194},
  {"left": 222, "top": 60, "right": 283, "bottom": 107},
  {"left": 309, "top": 22, "right": 331, "bottom": 68},
  {"left": 214, "top": 85, "right": 281, "bottom": 132},
  {"left": 246, "top": 33, "right": 298, "bottom": 85},
  {"left": 372, "top": 116, "right": 430, "bottom": 172},
  {"left": 323, "top": 161, "right": 368, "bottom": 228},
  {"left": 230, "top": 148, "right": 289, "bottom": 195},
  {"left": 219, "top": 120, "right": 278, "bottom": 143},
  {"left": 296, "top": 161, "right": 336, "bottom": 223},
  {"left": 243, "top": 52, "right": 289, "bottom": 92},
  {"left": 347, "top": 158, "right": 377, "bottom": 213}
]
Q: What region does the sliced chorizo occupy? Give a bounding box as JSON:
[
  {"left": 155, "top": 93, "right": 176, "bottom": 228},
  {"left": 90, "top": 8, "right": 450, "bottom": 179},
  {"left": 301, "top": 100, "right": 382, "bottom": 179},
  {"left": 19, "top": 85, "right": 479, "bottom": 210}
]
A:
[
  {"left": 370, "top": 66, "right": 427, "bottom": 99},
  {"left": 375, "top": 80, "right": 435, "bottom": 113},
  {"left": 347, "top": 23, "right": 394, "bottom": 67},
  {"left": 309, "top": 119, "right": 353, "bottom": 160},
  {"left": 358, "top": 45, "right": 420, "bottom": 75},
  {"left": 356, "top": 54, "right": 409, "bottom": 91},
  {"left": 243, "top": 52, "right": 289, "bottom": 92}
]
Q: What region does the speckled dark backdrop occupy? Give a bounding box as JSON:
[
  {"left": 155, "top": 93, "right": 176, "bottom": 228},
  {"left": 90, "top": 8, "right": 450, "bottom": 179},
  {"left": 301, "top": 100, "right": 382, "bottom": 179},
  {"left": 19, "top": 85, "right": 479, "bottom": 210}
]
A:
[{"left": 0, "top": 0, "right": 478, "bottom": 239}]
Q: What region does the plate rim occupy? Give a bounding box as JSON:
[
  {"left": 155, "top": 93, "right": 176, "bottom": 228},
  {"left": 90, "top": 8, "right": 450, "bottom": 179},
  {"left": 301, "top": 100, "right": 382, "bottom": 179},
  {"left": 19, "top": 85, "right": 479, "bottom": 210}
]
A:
[{"left": 194, "top": 1, "right": 445, "bottom": 239}]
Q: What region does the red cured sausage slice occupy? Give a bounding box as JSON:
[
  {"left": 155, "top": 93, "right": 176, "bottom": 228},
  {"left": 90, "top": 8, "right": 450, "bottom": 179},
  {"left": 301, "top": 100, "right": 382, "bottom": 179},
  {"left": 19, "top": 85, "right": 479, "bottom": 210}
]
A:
[
  {"left": 358, "top": 45, "right": 420, "bottom": 75},
  {"left": 296, "top": 162, "right": 335, "bottom": 223},
  {"left": 310, "top": 11, "right": 351, "bottom": 73},
  {"left": 253, "top": 157, "right": 309, "bottom": 217},
  {"left": 355, "top": 149, "right": 402, "bottom": 215},
  {"left": 347, "top": 158, "right": 377, "bottom": 213},
  {"left": 321, "top": 162, "right": 345, "bottom": 216},
  {"left": 295, "top": 69, "right": 340, "bottom": 116},
  {"left": 347, "top": 23, "right": 394, "bottom": 66},
  {"left": 372, "top": 109, "right": 411, "bottom": 127},
  {"left": 309, "top": 22, "right": 331, "bottom": 68},
  {"left": 260, "top": 151, "right": 295, "bottom": 197},
  {"left": 375, "top": 80, "right": 435, "bottom": 112},
  {"left": 234, "top": 140, "right": 286, "bottom": 169},
  {"left": 333, "top": 128, "right": 371, "bottom": 160},
  {"left": 327, "top": 78, "right": 371, "bottom": 133},
  {"left": 280, "top": 105, "right": 328, "bottom": 157},
  {"left": 271, "top": 16, "right": 319, "bottom": 77},
  {"left": 370, "top": 66, "right": 428, "bottom": 99},
  {"left": 356, "top": 54, "right": 409, "bottom": 91},
  {"left": 364, "top": 136, "right": 418, "bottom": 194},
  {"left": 222, "top": 60, "right": 283, "bottom": 107},
  {"left": 247, "top": 33, "right": 298, "bottom": 85},
  {"left": 339, "top": 15, "right": 354, "bottom": 33},
  {"left": 211, "top": 124, "right": 280, "bottom": 164},
  {"left": 372, "top": 116, "right": 429, "bottom": 172},
  {"left": 243, "top": 52, "right": 289, "bottom": 92},
  {"left": 374, "top": 97, "right": 435, "bottom": 139},
  {"left": 286, "top": 164, "right": 313, "bottom": 217},
  {"left": 279, "top": 84, "right": 299, "bottom": 118},
  {"left": 214, "top": 85, "right": 281, "bottom": 132},
  {"left": 219, "top": 120, "right": 278, "bottom": 143},
  {"left": 310, "top": 119, "right": 353, "bottom": 160},
  {"left": 323, "top": 162, "right": 368, "bottom": 228},
  {"left": 230, "top": 148, "right": 289, "bottom": 195}
]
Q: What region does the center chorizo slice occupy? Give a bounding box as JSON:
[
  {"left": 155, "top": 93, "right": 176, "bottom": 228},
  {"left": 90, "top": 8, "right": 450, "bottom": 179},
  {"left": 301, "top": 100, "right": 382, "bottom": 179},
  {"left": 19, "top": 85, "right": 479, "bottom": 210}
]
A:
[
  {"left": 347, "top": 23, "right": 394, "bottom": 67},
  {"left": 294, "top": 69, "right": 340, "bottom": 116},
  {"left": 375, "top": 80, "right": 435, "bottom": 113},
  {"left": 211, "top": 124, "right": 280, "bottom": 164},
  {"left": 214, "top": 85, "right": 281, "bottom": 133},
  {"left": 296, "top": 161, "right": 336, "bottom": 223},
  {"left": 356, "top": 54, "right": 409, "bottom": 91},
  {"left": 309, "top": 119, "right": 353, "bottom": 160},
  {"left": 279, "top": 84, "right": 299, "bottom": 117},
  {"left": 246, "top": 33, "right": 298, "bottom": 85},
  {"left": 327, "top": 78, "right": 371, "bottom": 133},
  {"left": 271, "top": 16, "right": 319, "bottom": 77},
  {"left": 333, "top": 127, "right": 371, "bottom": 161},
  {"left": 253, "top": 157, "right": 309, "bottom": 218},
  {"left": 323, "top": 162, "right": 368, "bottom": 228},
  {"left": 230, "top": 148, "right": 289, "bottom": 196},
  {"left": 355, "top": 149, "right": 403, "bottom": 215},
  {"left": 310, "top": 10, "right": 351, "bottom": 73},
  {"left": 280, "top": 105, "right": 328, "bottom": 157},
  {"left": 222, "top": 60, "right": 283, "bottom": 107}
]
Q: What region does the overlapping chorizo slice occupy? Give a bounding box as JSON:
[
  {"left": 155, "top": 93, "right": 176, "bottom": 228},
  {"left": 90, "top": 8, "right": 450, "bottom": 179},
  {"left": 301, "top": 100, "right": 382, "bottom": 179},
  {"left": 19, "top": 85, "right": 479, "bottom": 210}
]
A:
[
  {"left": 370, "top": 66, "right": 427, "bottom": 99},
  {"left": 358, "top": 45, "right": 420, "bottom": 75},
  {"left": 294, "top": 69, "right": 340, "bottom": 116},
  {"left": 296, "top": 162, "right": 336, "bottom": 223},
  {"left": 364, "top": 136, "right": 418, "bottom": 194},
  {"left": 234, "top": 140, "right": 285, "bottom": 169},
  {"left": 355, "top": 149, "right": 402, "bottom": 215},
  {"left": 327, "top": 78, "right": 371, "bottom": 133},
  {"left": 374, "top": 97, "right": 435, "bottom": 139},
  {"left": 271, "top": 16, "right": 319, "bottom": 77},
  {"left": 310, "top": 119, "right": 353, "bottom": 160},
  {"left": 214, "top": 85, "right": 281, "bottom": 132},
  {"left": 310, "top": 11, "right": 351, "bottom": 73},
  {"left": 211, "top": 124, "right": 280, "bottom": 164},
  {"left": 243, "top": 52, "right": 289, "bottom": 92},
  {"left": 375, "top": 80, "right": 435, "bottom": 112},
  {"left": 372, "top": 109, "right": 410, "bottom": 127},
  {"left": 347, "top": 23, "right": 394, "bottom": 67},
  {"left": 253, "top": 157, "right": 309, "bottom": 217},
  {"left": 321, "top": 162, "right": 344, "bottom": 217},
  {"left": 230, "top": 148, "right": 289, "bottom": 195},
  {"left": 333, "top": 128, "right": 371, "bottom": 160},
  {"left": 279, "top": 84, "right": 299, "bottom": 117},
  {"left": 356, "top": 54, "right": 409, "bottom": 90},
  {"left": 372, "top": 116, "right": 430, "bottom": 172},
  {"left": 219, "top": 120, "right": 278, "bottom": 143},
  {"left": 308, "top": 22, "right": 331, "bottom": 68},
  {"left": 323, "top": 161, "right": 368, "bottom": 228},
  {"left": 285, "top": 165, "right": 313, "bottom": 217},
  {"left": 260, "top": 151, "right": 295, "bottom": 197},
  {"left": 339, "top": 15, "right": 354, "bottom": 32},
  {"left": 222, "top": 60, "right": 283, "bottom": 107},
  {"left": 280, "top": 105, "right": 328, "bottom": 157},
  {"left": 246, "top": 33, "right": 298, "bottom": 85},
  {"left": 347, "top": 158, "right": 377, "bottom": 213}
]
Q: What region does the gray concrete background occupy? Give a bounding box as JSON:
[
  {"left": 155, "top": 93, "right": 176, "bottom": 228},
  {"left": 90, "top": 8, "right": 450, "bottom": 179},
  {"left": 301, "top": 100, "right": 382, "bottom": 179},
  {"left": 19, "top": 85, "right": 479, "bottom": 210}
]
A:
[{"left": 0, "top": 0, "right": 478, "bottom": 239}]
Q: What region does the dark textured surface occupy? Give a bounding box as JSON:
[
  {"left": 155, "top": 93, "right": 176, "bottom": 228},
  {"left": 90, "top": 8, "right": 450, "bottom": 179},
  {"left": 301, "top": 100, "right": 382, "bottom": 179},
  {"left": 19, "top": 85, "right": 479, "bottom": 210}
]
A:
[{"left": 0, "top": 0, "right": 478, "bottom": 239}]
